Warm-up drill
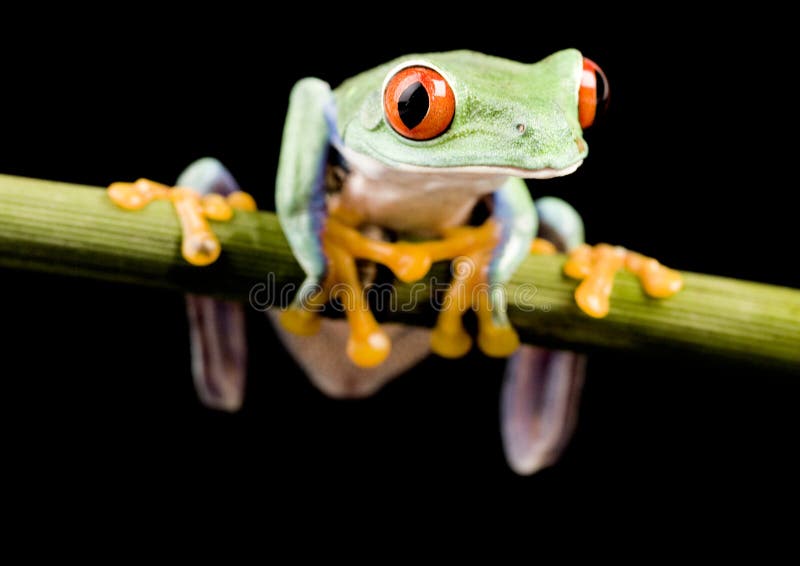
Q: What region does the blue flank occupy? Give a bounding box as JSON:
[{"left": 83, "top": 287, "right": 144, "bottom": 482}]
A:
[
  {"left": 489, "top": 187, "right": 516, "bottom": 282},
  {"left": 323, "top": 99, "right": 344, "bottom": 149},
  {"left": 303, "top": 99, "right": 340, "bottom": 271}
]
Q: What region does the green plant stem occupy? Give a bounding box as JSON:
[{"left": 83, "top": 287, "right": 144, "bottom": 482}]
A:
[{"left": 1, "top": 173, "right": 798, "bottom": 370}]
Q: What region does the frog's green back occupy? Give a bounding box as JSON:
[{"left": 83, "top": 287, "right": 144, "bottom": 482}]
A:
[{"left": 333, "top": 49, "right": 587, "bottom": 172}]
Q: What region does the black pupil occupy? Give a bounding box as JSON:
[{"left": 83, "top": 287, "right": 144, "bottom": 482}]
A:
[{"left": 397, "top": 81, "right": 429, "bottom": 130}]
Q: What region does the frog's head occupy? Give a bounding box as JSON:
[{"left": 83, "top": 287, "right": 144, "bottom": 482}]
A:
[{"left": 333, "top": 49, "right": 606, "bottom": 178}]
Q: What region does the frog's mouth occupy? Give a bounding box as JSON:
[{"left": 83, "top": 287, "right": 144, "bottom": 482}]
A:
[
  {"left": 339, "top": 144, "right": 583, "bottom": 180},
  {"left": 379, "top": 160, "right": 583, "bottom": 179}
]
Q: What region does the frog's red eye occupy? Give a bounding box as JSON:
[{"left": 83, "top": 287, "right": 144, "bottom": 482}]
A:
[
  {"left": 578, "top": 58, "right": 610, "bottom": 129},
  {"left": 383, "top": 66, "right": 455, "bottom": 140}
]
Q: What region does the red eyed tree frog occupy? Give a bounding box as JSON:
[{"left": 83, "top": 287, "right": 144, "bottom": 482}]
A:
[{"left": 107, "top": 49, "right": 682, "bottom": 475}]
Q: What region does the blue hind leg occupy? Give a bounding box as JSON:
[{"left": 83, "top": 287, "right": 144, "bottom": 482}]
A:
[
  {"left": 535, "top": 196, "right": 585, "bottom": 252},
  {"left": 500, "top": 195, "right": 588, "bottom": 475},
  {"left": 179, "top": 158, "right": 248, "bottom": 412}
]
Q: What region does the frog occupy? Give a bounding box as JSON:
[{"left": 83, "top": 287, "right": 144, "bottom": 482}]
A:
[
  {"left": 270, "top": 49, "right": 682, "bottom": 474},
  {"left": 106, "top": 49, "right": 682, "bottom": 475}
]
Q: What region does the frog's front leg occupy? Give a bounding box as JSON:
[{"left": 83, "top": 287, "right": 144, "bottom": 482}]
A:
[
  {"left": 319, "top": 231, "right": 392, "bottom": 367},
  {"left": 430, "top": 177, "right": 536, "bottom": 359},
  {"left": 280, "top": 220, "right": 406, "bottom": 368},
  {"left": 276, "top": 77, "right": 400, "bottom": 368},
  {"left": 317, "top": 213, "right": 492, "bottom": 366}
]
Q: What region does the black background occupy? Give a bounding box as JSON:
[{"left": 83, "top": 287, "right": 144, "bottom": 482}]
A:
[{"left": 1, "top": 16, "right": 798, "bottom": 516}]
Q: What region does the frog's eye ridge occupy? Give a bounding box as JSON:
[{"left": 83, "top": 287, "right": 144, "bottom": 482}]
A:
[
  {"left": 383, "top": 66, "right": 455, "bottom": 140},
  {"left": 578, "top": 57, "right": 609, "bottom": 129}
]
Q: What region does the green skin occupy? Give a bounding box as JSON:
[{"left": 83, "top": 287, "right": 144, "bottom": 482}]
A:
[
  {"left": 270, "top": 51, "right": 592, "bottom": 470},
  {"left": 335, "top": 49, "right": 586, "bottom": 171},
  {"left": 276, "top": 49, "right": 587, "bottom": 327}
]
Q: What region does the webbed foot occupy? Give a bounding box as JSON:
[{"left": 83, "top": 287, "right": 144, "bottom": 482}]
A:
[
  {"left": 564, "top": 243, "right": 683, "bottom": 318},
  {"left": 428, "top": 221, "right": 521, "bottom": 359},
  {"left": 107, "top": 178, "right": 255, "bottom": 266}
]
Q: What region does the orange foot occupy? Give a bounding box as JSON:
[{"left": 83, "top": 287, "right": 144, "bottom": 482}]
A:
[
  {"left": 564, "top": 243, "right": 683, "bottom": 318},
  {"left": 428, "top": 222, "right": 521, "bottom": 359},
  {"left": 278, "top": 216, "right": 403, "bottom": 368},
  {"left": 107, "top": 178, "right": 256, "bottom": 266}
]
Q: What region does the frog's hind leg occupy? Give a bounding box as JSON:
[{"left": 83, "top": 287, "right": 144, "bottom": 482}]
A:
[
  {"left": 179, "top": 158, "right": 250, "bottom": 412},
  {"left": 501, "top": 196, "right": 587, "bottom": 474},
  {"left": 501, "top": 345, "right": 585, "bottom": 475},
  {"left": 556, "top": 191, "right": 682, "bottom": 318},
  {"left": 535, "top": 196, "right": 585, "bottom": 252}
]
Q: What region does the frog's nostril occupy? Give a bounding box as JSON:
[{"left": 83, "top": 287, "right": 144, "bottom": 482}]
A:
[{"left": 516, "top": 123, "right": 526, "bottom": 134}]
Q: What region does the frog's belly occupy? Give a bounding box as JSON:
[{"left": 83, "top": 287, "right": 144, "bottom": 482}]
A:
[{"left": 340, "top": 168, "right": 508, "bottom": 237}]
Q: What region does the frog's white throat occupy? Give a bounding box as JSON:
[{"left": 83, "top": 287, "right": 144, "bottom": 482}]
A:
[{"left": 336, "top": 146, "right": 580, "bottom": 236}]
